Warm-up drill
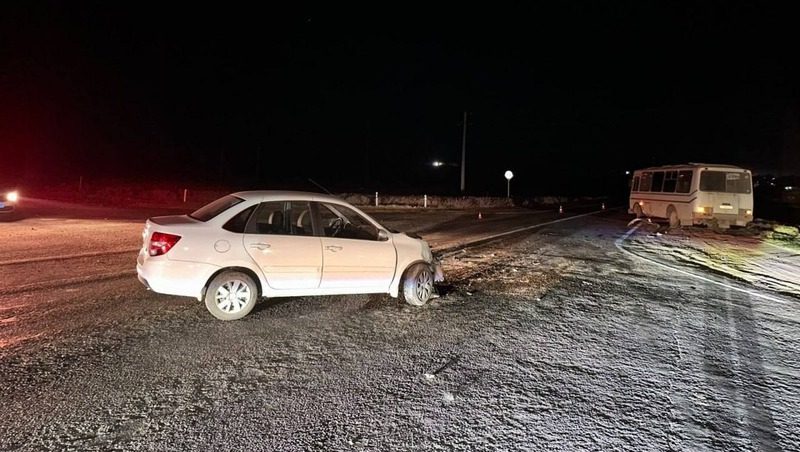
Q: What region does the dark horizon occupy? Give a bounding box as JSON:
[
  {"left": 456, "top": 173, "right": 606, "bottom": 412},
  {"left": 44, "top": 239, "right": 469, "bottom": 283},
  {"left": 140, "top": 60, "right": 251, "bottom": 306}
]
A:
[{"left": 2, "top": 2, "right": 799, "bottom": 197}]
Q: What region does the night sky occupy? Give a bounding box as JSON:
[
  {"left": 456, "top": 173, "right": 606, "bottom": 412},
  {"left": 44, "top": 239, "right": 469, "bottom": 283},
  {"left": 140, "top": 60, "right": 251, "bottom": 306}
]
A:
[{"left": 1, "top": 2, "right": 798, "bottom": 196}]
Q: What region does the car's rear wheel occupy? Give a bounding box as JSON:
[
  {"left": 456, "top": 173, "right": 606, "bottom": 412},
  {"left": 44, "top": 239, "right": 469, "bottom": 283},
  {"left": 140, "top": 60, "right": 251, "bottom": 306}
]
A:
[
  {"left": 205, "top": 271, "right": 258, "bottom": 320},
  {"left": 401, "top": 263, "right": 434, "bottom": 306},
  {"left": 633, "top": 203, "right": 644, "bottom": 218}
]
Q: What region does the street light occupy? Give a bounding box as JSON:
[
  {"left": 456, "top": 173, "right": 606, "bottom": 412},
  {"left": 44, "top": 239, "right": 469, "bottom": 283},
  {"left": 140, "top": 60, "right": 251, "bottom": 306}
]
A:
[{"left": 505, "top": 170, "right": 514, "bottom": 198}]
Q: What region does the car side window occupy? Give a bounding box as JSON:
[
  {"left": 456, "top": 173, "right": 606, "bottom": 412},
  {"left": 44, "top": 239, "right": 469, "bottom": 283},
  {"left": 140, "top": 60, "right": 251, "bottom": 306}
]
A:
[
  {"left": 223, "top": 205, "right": 257, "bottom": 233},
  {"left": 318, "top": 203, "right": 380, "bottom": 241},
  {"left": 245, "top": 201, "right": 289, "bottom": 235},
  {"left": 245, "top": 201, "right": 316, "bottom": 236},
  {"left": 288, "top": 201, "right": 314, "bottom": 236}
]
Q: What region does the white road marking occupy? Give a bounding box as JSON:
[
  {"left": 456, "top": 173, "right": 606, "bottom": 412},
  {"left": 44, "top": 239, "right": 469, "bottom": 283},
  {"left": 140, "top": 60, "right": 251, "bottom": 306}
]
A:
[{"left": 615, "top": 224, "right": 790, "bottom": 305}]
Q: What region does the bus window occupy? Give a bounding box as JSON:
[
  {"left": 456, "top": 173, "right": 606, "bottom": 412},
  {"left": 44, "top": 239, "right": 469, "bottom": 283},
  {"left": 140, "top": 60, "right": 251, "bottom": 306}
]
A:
[
  {"left": 676, "top": 171, "right": 693, "bottom": 193},
  {"left": 700, "top": 171, "right": 752, "bottom": 193},
  {"left": 663, "top": 171, "right": 678, "bottom": 192},
  {"left": 640, "top": 172, "right": 652, "bottom": 191},
  {"left": 651, "top": 172, "right": 665, "bottom": 192},
  {"left": 632, "top": 176, "right": 640, "bottom": 192}
]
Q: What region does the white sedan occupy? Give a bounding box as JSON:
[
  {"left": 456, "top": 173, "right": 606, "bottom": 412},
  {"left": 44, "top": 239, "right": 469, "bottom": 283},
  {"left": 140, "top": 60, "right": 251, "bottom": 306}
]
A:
[{"left": 137, "top": 191, "right": 443, "bottom": 320}]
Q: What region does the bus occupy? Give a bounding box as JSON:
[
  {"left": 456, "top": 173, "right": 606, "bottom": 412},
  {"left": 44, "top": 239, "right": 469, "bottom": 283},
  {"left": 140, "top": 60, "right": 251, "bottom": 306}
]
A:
[{"left": 629, "top": 163, "right": 753, "bottom": 228}]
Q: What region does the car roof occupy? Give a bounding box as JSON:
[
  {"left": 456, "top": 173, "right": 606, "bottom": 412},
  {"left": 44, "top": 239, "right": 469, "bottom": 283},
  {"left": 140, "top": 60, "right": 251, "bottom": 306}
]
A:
[{"left": 230, "top": 190, "right": 348, "bottom": 204}]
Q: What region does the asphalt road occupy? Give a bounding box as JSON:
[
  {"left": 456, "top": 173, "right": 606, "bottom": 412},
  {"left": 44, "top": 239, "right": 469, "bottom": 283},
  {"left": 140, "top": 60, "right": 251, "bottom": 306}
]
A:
[{"left": 1, "top": 203, "right": 797, "bottom": 451}]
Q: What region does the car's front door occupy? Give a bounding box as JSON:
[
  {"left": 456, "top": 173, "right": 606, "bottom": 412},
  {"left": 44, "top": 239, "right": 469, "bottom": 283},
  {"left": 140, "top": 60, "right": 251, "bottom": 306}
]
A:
[
  {"left": 243, "top": 200, "right": 322, "bottom": 290},
  {"left": 316, "top": 202, "right": 396, "bottom": 291}
]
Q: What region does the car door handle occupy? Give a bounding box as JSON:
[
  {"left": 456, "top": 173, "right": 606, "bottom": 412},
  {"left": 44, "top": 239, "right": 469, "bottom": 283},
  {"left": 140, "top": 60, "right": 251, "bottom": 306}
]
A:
[
  {"left": 250, "top": 242, "right": 271, "bottom": 250},
  {"left": 325, "top": 245, "right": 343, "bottom": 252}
]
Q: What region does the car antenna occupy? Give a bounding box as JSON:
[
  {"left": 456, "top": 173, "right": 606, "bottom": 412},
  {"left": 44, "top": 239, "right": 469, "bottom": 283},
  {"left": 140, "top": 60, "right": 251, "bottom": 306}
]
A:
[{"left": 308, "top": 178, "right": 333, "bottom": 195}]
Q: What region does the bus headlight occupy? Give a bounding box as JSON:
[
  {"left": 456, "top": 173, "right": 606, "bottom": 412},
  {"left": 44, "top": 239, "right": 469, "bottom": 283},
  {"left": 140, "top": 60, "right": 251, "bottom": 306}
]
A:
[{"left": 6, "top": 191, "right": 18, "bottom": 202}]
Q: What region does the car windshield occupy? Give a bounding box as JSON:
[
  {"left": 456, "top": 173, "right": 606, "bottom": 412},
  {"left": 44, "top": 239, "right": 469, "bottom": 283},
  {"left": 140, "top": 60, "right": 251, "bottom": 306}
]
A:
[{"left": 189, "top": 195, "right": 244, "bottom": 222}]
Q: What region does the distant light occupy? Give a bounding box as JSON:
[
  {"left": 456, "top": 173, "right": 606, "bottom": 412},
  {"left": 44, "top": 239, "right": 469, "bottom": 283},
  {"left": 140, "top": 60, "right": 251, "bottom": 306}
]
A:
[
  {"left": 625, "top": 171, "right": 630, "bottom": 175},
  {"left": 504, "top": 170, "right": 514, "bottom": 180},
  {"left": 432, "top": 161, "right": 444, "bottom": 167}
]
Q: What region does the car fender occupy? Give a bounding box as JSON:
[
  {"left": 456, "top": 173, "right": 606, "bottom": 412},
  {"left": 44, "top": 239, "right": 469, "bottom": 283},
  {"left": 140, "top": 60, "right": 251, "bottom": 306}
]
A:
[{"left": 389, "top": 233, "right": 432, "bottom": 297}]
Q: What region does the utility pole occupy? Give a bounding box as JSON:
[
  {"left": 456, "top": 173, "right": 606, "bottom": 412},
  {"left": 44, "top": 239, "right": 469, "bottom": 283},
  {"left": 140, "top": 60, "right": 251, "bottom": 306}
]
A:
[{"left": 460, "top": 111, "right": 467, "bottom": 193}]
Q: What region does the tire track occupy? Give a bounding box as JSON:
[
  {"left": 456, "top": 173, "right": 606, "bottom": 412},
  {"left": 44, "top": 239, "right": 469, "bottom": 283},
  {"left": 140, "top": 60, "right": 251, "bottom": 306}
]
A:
[
  {"left": 0, "top": 248, "right": 140, "bottom": 267},
  {"left": 0, "top": 270, "right": 137, "bottom": 296}
]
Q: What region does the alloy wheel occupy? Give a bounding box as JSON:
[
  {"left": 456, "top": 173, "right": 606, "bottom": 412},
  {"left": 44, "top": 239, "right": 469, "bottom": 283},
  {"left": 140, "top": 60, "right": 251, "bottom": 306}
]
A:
[{"left": 415, "top": 268, "right": 433, "bottom": 301}]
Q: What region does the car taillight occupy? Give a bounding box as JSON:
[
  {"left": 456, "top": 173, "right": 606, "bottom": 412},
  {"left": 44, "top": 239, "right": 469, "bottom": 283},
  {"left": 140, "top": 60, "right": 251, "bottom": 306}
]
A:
[{"left": 149, "top": 232, "right": 181, "bottom": 256}]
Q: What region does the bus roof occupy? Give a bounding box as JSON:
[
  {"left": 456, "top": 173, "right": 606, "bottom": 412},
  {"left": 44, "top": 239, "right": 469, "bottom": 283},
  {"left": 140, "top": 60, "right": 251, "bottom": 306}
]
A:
[{"left": 635, "top": 163, "right": 749, "bottom": 172}]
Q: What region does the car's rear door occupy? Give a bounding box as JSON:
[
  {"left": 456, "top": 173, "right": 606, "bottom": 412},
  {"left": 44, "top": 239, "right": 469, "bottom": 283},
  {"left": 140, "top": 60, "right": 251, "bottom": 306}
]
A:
[
  {"left": 243, "top": 200, "right": 322, "bottom": 290},
  {"left": 315, "top": 202, "right": 396, "bottom": 291}
]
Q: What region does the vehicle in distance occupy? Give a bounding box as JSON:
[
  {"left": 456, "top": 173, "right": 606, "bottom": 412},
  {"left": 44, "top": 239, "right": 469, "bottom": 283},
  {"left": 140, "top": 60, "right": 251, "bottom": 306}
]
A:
[
  {"left": 137, "top": 191, "right": 444, "bottom": 320},
  {"left": 0, "top": 187, "right": 19, "bottom": 214},
  {"left": 629, "top": 163, "right": 753, "bottom": 228}
]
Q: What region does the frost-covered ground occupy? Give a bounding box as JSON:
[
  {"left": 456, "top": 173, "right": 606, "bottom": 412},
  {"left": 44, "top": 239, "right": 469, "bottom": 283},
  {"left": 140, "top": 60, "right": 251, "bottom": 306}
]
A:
[
  {"left": 1, "top": 210, "right": 799, "bottom": 451},
  {"left": 624, "top": 224, "right": 800, "bottom": 298}
]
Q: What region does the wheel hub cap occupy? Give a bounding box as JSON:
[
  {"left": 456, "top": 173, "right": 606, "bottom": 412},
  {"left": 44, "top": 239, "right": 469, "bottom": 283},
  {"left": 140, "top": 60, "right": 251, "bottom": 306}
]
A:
[{"left": 215, "top": 279, "right": 251, "bottom": 314}]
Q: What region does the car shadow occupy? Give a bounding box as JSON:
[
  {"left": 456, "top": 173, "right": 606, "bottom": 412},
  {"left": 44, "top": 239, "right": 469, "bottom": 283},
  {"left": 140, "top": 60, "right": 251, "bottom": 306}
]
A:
[{"left": 251, "top": 296, "right": 297, "bottom": 315}]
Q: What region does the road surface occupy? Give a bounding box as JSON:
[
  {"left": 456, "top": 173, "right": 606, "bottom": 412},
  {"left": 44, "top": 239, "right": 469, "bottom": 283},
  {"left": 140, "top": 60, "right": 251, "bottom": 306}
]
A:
[{"left": 0, "top": 203, "right": 797, "bottom": 451}]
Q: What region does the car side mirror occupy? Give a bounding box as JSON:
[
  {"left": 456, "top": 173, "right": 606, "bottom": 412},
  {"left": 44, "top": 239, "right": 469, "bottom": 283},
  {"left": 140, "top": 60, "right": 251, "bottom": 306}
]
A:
[{"left": 377, "top": 230, "right": 390, "bottom": 241}]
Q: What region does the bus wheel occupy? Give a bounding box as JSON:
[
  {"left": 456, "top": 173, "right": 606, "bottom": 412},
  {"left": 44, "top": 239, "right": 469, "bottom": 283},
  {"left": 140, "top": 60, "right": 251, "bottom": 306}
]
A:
[
  {"left": 667, "top": 206, "right": 680, "bottom": 229},
  {"left": 633, "top": 203, "right": 644, "bottom": 218}
]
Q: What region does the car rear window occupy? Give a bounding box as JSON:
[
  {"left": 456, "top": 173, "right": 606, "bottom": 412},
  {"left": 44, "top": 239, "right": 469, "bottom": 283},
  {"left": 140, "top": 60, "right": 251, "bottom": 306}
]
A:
[
  {"left": 699, "top": 171, "right": 752, "bottom": 194},
  {"left": 189, "top": 195, "right": 244, "bottom": 222}
]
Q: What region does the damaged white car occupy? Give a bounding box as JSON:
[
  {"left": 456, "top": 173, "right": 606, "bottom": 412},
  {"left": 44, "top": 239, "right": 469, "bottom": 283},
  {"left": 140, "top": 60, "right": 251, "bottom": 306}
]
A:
[{"left": 137, "top": 191, "right": 443, "bottom": 320}]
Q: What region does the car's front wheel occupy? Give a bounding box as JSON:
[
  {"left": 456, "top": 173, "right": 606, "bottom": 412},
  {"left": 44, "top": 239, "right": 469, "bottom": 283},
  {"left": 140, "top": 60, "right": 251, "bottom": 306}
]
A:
[
  {"left": 401, "top": 263, "right": 434, "bottom": 306},
  {"left": 205, "top": 271, "right": 258, "bottom": 320}
]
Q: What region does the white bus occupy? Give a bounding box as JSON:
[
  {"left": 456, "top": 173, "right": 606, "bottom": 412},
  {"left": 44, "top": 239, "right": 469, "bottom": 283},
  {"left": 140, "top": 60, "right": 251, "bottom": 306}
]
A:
[{"left": 629, "top": 163, "right": 753, "bottom": 228}]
